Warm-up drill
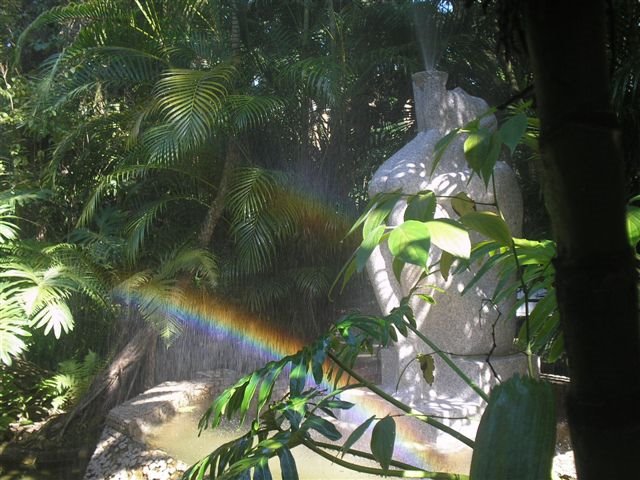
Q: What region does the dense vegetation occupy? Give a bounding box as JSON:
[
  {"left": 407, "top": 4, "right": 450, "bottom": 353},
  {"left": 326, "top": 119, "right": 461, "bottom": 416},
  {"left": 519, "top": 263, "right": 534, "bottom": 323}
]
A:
[{"left": 2, "top": 1, "right": 640, "bottom": 479}]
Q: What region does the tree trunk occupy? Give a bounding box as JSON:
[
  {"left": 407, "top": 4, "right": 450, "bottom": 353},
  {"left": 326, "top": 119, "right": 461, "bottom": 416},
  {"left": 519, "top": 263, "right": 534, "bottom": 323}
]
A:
[
  {"left": 198, "top": 141, "right": 240, "bottom": 247},
  {"left": 59, "top": 323, "right": 158, "bottom": 435},
  {"left": 524, "top": 2, "right": 640, "bottom": 478}
]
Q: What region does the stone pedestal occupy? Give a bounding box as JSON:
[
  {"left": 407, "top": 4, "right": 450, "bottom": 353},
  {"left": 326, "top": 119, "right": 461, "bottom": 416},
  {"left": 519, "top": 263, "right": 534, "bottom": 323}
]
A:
[{"left": 366, "top": 70, "right": 531, "bottom": 472}]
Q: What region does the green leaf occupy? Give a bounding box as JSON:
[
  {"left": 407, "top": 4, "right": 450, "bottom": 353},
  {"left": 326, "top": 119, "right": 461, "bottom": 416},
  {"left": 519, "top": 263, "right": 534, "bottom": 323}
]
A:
[
  {"left": 289, "top": 356, "right": 307, "bottom": 397},
  {"left": 470, "top": 376, "right": 556, "bottom": 480},
  {"left": 302, "top": 414, "right": 342, "bottom": 441},
  {"left": 416, "top": 294, "right": 435, "bottom": 304},
  {"left": 499, "top": 113, "right": 528, "bottom": 153},
  {"left": 461, "top": 211, "right": 512, "bottom": 246},
  {"left": 392, "top": 257, "right": 405, "bottom": 283},
  {"left": 464, "top": 128, "right": 491, "bottom": 172},
  {"left": 258, "top": 362, "right": 286, "bottom": 413},
  {"left": 425, "top": 219, "right": 471, "bottom": 259},
  {"left": 252, "top": 458, "right": 273, "bottom": 480},
  {"left": 626, "top": 205, "right": 640, "bottom": 248},
  {"left": 417, "top": 354, "right": 435, "bottom": 385},
  {"left": 370, "top": 415, "right": 396, "bottom": 470},
  {"left": 432, "top": 128, "right": 460, "bottom": 174},
  {"left": 354, "top": 225, "right": 385, "bottom": 273},
  {"left": 439, "top": 251, "right": 454, "bottom": 281},
  {"left": 341, "top": 415, "right": 376, "bottom": 455},
  {"left": 239, "top": 372, "right": 262, "bottom": 424},
  {"left": 388, "top": 221, "right": 431, "bottom": 268},
  {"left": 404, "top": 191, "right": 436, "bottom": 222},
  {"left": 362, "top": 192, "right": 402, "bottom": 239},
  {"left": 451, "top": 192, "right": 476, "bottom": 217},
  {"left": 311, "top": 347, "right": 326, "bottom": 384},
  {"left": 277, "top": 448, "right": 299, "bottom": 480}
]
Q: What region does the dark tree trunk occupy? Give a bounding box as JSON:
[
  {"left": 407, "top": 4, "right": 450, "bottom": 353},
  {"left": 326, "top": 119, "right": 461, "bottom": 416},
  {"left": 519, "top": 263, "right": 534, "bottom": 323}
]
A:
[
  {"left": 524, "top": 2, "right": 640, "bottom": 478},
  {"left": 59, "top": 324, "right": 158, "bottom": 435},
  {"left": 198, "top": 142, "right": 240, "bottom": 247}
]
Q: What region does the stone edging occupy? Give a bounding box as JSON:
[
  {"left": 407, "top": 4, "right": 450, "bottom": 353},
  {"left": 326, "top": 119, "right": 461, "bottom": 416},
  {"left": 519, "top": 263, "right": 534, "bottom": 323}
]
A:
[{"left": 84, "top": 369, "right": 240, "bottom": 480}]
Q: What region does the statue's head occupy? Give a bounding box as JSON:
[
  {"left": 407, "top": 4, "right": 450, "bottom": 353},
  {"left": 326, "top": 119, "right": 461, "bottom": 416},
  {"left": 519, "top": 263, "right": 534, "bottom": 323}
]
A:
[{"left": 412, "top": 70, "right": 494, "bottom": 134}]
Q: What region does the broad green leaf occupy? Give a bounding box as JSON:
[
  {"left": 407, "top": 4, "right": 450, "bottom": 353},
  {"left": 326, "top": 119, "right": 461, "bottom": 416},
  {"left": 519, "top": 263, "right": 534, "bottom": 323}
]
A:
[
  {"left": 362, "top": 192, "right": 402, "bottom": 239},
  {"left": 547, "top": 333, "right": 565, "bottom": 363},
  {"left": 432, "top": 128, "right": 460, "bottom": 174},
  {"left": 463, "top": 128, "right": 491, "bottom": 173},
  {"left": 499, "top": 113, "right": 528, "bottom": 153},
  {"left": 425, "top": 219, "right": 471, "bottom": 259},
  {"left": 341, "top": 415, "right": 376, "bottom": 455},
  {"left": 370, "top": 415, "right": 396, "bottom": 470},
  {"left": 461, "top": 211, "right": 512, "bottom": 246},
  {"left": 451, "top": 192, "right": 476, "bottom": 217},
  {"left": 470, "top": 376, "right": 556, "bottom": 480},
  {"left": 417, "top": 354, "right": 435, "bottom": 385},
  {"left": 354, "top": 225, "right": 385, "bottom": 273},
  {"left": 404, "top": 191, "right": 436, "bottom": 222},
  {"left": 392, "top": 257, "right": 404, "bottom": 283},
  {"left": 626, "top": 205, "right": 640, "bottom": 248},
  {"left": 439, "top": 251, "right": 454, "bottom": 281},
  {"left": 388, "top": 221, "right": 431, "bottom": 268},
  {"left": 481, "top": 132, "right": 502, "bottom": 185}
]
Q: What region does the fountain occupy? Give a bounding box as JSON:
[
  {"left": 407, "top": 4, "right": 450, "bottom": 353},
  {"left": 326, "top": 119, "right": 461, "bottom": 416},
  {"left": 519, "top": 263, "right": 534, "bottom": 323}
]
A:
[
  {"left": 84, "top": 73, "right": 532, "bottom": 478},
  {"left": 363, "top": 69, "right": 531, "bottom": 469}
]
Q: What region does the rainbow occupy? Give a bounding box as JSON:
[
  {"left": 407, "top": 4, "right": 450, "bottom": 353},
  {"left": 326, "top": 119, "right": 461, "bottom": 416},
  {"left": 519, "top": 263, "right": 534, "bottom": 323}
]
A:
[{"left": 123, "top": 289, "right": 470, "bottom": 475}]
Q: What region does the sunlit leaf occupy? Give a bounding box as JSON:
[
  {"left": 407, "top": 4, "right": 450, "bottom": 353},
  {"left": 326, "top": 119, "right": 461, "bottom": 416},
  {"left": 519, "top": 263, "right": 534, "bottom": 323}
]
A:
[
  {"left": 417, "top": 354, "right": 435, "bottom": 385},
  {"left": 626, "top": 205, "right": 640, "bottom": 248},
  {"left": 461, "top": 211, "right": 512, "bottom": 246},
  {"left": 404, "top": 191, "right": 436, "bottom": 222},
  {"left": 425, "top": 219, "right": 471, "bottom": 259},
  {"left": 388, "top": 221, "right": 431, "bottom": 268},
  {"left": 355, "top": 225, "right": 385, "bottom": 273},
  {"left": 451, "top": 192, "right": 476, "bottom": 217}
]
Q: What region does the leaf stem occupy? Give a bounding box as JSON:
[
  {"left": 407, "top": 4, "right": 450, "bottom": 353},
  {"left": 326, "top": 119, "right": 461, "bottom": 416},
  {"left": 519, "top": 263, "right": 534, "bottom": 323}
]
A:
[
  {"left": 327, "top": 351, "right": 475, "bottom": 448},
  {"left": 302, "top": 439, "right": 469, "bottom": 479}
]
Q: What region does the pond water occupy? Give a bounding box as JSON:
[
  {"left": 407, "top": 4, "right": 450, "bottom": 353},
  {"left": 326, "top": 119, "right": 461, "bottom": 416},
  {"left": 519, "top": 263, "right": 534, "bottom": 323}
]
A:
[{"left": 145, "top": 404, "right": 383, "bottom": 479}]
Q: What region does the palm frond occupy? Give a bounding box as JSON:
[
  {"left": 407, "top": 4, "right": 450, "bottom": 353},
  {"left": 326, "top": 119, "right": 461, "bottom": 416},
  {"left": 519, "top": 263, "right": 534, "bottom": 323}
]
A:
[
  {"left": 155, "top": 245, "right": 218, "bottom": 286},
  {"left": 77, "top": 164, "right": 210, "bottom": 227},
  {"left": 0, "top": 205, "right": 19, "bottom": 244},
  {"left": 125, "top": 195, "right": 208, "bottom": 261},
  {"left": 16, "top": 0, "right": 125, "bottom": 62},
  {"left": 152, "top": 65, "right": 236, "bottom": 145},
  {"left": 0, "top": 285, "right": 32, "bottom": 365},
  {"left": 226, "top": 94, "right": 285, "bottom": 132}
]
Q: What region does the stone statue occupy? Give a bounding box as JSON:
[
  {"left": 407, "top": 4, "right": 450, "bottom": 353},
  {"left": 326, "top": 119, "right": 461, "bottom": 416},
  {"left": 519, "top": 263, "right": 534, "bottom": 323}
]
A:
[{"left": 366, "top": 70, "right": 530, "bottom": 467}]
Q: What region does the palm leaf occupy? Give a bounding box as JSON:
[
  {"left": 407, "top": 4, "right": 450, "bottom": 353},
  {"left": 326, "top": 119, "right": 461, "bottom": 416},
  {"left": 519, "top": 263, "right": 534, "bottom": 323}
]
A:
[{"left": 152, "top": 65, "right": 236, "bottom": 145}]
